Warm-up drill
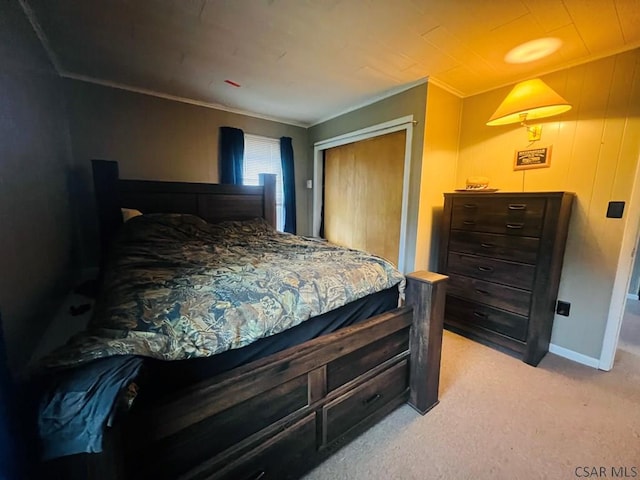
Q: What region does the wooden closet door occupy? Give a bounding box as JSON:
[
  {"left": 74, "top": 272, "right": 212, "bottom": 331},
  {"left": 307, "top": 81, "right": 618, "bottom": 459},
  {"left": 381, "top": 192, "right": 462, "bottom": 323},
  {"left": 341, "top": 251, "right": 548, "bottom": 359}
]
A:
[{"left": 324, "top": 130, "right": 405, "bottom": 265}]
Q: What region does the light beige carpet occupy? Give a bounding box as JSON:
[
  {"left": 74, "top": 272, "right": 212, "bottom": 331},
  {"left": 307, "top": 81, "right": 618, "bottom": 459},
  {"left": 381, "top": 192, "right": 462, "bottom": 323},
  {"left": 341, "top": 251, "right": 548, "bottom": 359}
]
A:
[{"left": 304, "top": 330, "right": 640, "bottom": 480}]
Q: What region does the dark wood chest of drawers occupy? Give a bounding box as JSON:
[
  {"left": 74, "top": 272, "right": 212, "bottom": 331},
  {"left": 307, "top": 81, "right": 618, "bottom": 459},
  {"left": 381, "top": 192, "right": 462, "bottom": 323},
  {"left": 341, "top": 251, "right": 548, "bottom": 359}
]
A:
[{"left": 438, "top": 192, "right": 574, "bottom": 365}]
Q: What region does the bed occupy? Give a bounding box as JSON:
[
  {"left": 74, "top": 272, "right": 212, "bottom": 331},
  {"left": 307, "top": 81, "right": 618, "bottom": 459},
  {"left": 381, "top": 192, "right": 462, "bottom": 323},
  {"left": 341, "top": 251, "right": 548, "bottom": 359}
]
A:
[{"left": 38, "top": 159, "right": 448, "bottom": 480}]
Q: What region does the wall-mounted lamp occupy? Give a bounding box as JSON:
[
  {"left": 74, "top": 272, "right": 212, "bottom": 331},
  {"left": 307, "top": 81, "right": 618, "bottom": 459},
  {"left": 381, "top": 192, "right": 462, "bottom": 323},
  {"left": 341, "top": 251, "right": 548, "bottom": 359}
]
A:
[{"left": 486, "top": 78, "right": 572, "bottom": 141}]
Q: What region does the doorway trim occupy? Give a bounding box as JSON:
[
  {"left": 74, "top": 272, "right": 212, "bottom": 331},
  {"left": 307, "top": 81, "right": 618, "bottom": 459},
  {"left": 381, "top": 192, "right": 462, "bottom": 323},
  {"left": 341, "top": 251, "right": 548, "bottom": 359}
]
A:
[
  {"left": 312, "top": 115, "right": 414, "bottom": 273},
  {"left": 599, "top": 150, "right": 640, "bottom": 370}
]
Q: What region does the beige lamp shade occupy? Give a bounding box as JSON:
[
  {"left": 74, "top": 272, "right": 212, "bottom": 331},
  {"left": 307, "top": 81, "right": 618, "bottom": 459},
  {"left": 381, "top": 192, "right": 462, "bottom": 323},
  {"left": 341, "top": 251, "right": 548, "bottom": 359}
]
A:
[{"left": 487, "top": 78, "right": 572, "bottom": 126}]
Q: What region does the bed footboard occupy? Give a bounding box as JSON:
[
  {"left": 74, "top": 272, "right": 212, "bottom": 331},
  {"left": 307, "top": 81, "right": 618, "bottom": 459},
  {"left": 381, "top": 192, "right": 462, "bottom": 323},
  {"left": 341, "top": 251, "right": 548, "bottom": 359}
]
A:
[
  {"left": 406, "top": 271, "right": 448, "bottom": 414},
  {"left": 42, "top": 271, "right": 447, "bottom": 480}
]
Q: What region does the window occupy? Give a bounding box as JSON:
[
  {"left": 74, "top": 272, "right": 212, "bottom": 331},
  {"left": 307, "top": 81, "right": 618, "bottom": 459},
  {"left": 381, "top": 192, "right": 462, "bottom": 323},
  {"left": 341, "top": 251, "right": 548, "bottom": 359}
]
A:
[{"left": 243, "top": 134, "right": 284, "bottom": 231}]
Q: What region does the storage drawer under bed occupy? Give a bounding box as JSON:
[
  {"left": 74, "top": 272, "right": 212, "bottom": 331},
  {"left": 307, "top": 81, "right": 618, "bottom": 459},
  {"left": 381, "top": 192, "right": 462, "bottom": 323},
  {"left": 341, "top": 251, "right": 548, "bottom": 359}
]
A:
[
  {"left": 125, "top": 374, "right": 310, "bottom": 479},
  {"left": 322, "top": 359, "right": 409, "bottom": 445},
  {"left": 209, "top": 414, "right": 317, "bottom": 480}
]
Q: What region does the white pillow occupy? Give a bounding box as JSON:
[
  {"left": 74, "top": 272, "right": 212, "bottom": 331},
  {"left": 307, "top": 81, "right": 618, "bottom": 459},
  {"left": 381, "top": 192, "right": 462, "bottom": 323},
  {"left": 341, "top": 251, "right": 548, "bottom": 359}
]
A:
[{"left": 121, "top": 208, "right": 143, "bottom": 223}]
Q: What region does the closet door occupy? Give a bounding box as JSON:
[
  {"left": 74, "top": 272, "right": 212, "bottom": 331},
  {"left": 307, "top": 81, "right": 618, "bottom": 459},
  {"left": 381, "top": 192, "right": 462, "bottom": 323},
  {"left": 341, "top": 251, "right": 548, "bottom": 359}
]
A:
[{"left": 324, "top": 130, "right": 405, "bottom": 265}]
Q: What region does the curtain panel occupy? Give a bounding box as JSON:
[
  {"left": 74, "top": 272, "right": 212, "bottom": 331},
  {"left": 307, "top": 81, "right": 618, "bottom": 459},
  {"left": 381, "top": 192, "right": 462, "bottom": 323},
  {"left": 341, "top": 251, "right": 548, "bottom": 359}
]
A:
[
  {"left": 280, "top": 137, "right": 297, "bottom": 234},
  {"left": 219, "top": 127, "right": 244, "bottom": 185}
]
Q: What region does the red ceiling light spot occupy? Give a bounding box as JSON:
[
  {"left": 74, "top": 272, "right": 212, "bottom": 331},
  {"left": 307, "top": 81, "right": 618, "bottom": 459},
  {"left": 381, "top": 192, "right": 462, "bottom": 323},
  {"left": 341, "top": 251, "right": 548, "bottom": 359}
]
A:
[{"left": 224, "top": 80, "right": 241, "bottom": 87}]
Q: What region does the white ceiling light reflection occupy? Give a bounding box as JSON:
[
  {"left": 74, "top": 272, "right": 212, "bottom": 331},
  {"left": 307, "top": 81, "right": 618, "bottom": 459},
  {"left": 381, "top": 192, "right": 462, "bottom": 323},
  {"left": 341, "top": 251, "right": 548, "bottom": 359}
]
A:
[{"left": 505, "top": 38, "right": 562, "bottom": 64}]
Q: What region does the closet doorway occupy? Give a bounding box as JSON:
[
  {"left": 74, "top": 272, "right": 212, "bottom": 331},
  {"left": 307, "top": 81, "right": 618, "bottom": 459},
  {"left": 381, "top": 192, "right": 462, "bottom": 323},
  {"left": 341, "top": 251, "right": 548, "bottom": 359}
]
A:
[
  {"left": 312, "top": 115, "right": 414, "bottom": 273},
  {"left": 323, "top": 130, "right": 405, "bottom": 265}
]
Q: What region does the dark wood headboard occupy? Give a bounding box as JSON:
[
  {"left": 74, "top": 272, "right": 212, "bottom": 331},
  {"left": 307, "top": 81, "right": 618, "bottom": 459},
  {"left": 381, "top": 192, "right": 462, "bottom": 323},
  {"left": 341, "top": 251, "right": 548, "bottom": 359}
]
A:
[{"left": 91, "top": 160, "right": 276, "bottom": 256}]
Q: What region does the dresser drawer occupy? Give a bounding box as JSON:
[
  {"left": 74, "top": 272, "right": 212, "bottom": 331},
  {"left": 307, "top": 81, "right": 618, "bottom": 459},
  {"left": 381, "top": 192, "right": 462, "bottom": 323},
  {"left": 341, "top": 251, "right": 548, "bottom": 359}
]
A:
[
  {"left": 323, "top": 360, "right": 408, "bottom": 445},
  {"left": 451, "top": 197, "right": 546, "bottom": 236},
  {"left": 449, "top": 230, "right": 540, "bottom": 264},
  {"left": 213, "top": 414, "right": 317, "bottom": 480},
  {"left": 445, "top": 296, "right": 529, "bottom": 341},
  {"left": 447, "top": 273, "right": 531, "bottom": 316},
  {"left": 447, "top": 252, "right": 535, "bottom": 290}
]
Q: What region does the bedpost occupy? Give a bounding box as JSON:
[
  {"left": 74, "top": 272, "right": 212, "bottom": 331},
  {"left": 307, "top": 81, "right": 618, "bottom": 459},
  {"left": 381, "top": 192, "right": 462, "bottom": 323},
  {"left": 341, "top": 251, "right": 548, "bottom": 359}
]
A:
[
  {"left": 91, "top": 160, "right": 122, "bottom": 265},
  {"left": 405, "top": 271, "right": 448, "bottom": 414},
  {"left": 259, "top": 173, "right": 277, "bottom": 228}
]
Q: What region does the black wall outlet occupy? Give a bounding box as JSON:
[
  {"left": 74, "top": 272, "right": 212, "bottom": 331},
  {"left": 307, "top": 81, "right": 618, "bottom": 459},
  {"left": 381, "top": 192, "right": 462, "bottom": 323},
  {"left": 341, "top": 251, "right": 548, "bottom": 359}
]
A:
[{"left": 556, "top": 300, "right": 571, "bottom": 316}]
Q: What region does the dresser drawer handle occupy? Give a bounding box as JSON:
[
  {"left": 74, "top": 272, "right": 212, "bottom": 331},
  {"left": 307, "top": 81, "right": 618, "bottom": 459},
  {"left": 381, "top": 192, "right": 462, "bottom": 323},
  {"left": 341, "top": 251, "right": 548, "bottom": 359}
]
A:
[
  {"left": 463, "top": 220, "right": 476, "bottom": 225},
  {"left": 506, "top": 223, "right": 524, "bottom": 229},
  {"left": 473, "top": 311, "right": 488, "bottom": 319},
  {"left": 463, "top": 203, "right": 478, "bottom": 209},
  {"left": 477, "top": 266, "right": 494, "bottom": 273},
  {"left": 480, "top": 243, "right": 495, "bottom": 249},
  {"left": 508, "top": 204, "right": 527, "bottom": 210},
  {"left": 475, "top": 288, "right": 489, "bottom": 295},
  {"left": 363, "top": 393, "right": 382, "bottom": 406}
]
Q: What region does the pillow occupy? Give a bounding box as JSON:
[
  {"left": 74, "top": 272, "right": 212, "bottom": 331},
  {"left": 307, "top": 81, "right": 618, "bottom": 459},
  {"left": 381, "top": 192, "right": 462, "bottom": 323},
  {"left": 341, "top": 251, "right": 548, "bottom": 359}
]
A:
[{"left": 121, "top": 208, "right": 143, "bottom": 223}]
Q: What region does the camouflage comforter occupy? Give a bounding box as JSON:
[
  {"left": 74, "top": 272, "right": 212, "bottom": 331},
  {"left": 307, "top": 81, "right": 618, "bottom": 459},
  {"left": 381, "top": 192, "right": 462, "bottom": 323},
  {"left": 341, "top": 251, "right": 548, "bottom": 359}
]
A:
[{"left": 44, "top": 214, "right": 404, "bottom": 368}]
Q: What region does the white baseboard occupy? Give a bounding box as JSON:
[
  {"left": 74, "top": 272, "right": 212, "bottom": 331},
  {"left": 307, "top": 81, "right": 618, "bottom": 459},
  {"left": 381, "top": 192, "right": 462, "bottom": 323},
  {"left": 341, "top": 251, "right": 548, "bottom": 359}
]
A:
[{"left": 548, "top": 343, "right": 600, "bottom": 369}]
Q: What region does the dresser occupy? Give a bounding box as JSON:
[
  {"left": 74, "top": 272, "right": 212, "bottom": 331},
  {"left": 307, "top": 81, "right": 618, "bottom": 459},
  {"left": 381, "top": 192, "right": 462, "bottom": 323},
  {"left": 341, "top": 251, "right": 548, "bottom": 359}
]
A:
[{"left": 438, "top": 192, "right": 574, "bottom": 366}]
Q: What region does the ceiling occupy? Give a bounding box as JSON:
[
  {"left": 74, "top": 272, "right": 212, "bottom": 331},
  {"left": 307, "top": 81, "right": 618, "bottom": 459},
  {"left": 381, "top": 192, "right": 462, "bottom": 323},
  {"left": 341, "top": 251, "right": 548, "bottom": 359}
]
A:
[{"left": 23, "top": 0, "right": 640, "bottom": 126}]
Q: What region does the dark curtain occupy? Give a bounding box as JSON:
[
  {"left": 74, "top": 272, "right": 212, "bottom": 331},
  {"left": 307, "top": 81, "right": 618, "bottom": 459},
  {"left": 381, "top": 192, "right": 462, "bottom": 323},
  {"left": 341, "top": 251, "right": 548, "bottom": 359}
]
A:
[
  {"left": 280, "top": 137, "right": 297, "bottom": 234},
  {"left": 219, "top": 127, "right": 244, "bottom": 184}
]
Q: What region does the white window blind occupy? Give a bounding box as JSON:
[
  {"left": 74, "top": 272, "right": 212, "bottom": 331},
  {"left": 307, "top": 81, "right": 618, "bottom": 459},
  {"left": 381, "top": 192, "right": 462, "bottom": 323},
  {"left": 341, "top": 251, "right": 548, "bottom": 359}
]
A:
[{"left": 243, "top": 134, "right": 284, "bottom": 231}]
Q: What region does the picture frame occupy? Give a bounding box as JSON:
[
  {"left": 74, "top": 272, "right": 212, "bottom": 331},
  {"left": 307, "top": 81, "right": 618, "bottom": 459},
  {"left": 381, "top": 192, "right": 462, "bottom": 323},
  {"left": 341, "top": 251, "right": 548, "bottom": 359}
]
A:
[{"left": 514, "top": 146, "right": 552, "bottom": 171}]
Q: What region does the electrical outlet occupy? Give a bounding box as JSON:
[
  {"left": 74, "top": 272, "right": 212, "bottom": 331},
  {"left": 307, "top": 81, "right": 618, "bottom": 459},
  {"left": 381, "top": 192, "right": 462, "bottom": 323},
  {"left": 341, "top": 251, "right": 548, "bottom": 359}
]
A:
[{"left": 556, "top": 300, "right": 571, "bottom": 316}]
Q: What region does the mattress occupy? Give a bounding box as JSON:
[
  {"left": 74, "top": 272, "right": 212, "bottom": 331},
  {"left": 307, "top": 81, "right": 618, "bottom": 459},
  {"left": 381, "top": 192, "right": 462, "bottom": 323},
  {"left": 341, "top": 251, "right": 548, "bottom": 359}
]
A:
[
  {"left": 41, "top": 214, "right": 405, "bottom": 368},
  {"left": 37, "top": 214, "right": 405, "bottom": 459}
]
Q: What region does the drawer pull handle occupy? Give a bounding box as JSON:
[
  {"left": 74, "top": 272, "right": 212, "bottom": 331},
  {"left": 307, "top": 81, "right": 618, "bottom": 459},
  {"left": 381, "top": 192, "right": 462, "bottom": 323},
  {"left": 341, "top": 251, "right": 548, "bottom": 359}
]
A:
[
  {"left": 463, "top": 203, "right": 478, "bottom": 209},
  {"left": 477, "top": 266, "right": 494, "bottom": 273},
  {"left": 475, "top": 289, "right": 489, "bottom": 295},
  {"left": 463, "top": 220, "right": 476, "bottom": 225},
  {"left": 363, "top": 393, "right": 382, "bottom": 406},
  {"left": 480, "top": 243, "right": 495, "bottom": 249},
  {"left": 508, "top": 204, "right": 527, "bottom": 210},
  {"left": 474, "top": 311, "right": 488, "bottom": 319},
  {"left": 506, "top": 223, "right": 524, "bottom": 229}
]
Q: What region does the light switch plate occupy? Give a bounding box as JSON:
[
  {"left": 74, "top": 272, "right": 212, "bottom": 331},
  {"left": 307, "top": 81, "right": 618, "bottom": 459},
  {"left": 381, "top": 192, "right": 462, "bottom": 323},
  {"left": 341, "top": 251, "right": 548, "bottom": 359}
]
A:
[{"left": 606, "top": 201, "right": 625, "bottom": 218}]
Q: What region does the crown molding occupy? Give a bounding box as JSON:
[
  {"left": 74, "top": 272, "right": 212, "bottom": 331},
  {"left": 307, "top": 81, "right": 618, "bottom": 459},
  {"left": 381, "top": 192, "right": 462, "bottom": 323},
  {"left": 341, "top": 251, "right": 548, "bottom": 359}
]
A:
[
  {"left": 61, "top": 73, "right": 309, "bottom": 128},
  {"left": 310, "top": 78, "right": 429, "bottom": 127}
]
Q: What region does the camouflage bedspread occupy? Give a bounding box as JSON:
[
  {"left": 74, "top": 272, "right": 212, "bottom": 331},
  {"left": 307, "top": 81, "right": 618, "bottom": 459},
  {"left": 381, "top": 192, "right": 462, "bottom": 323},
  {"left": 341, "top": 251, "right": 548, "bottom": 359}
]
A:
[{"left": 44, "top": 214, "right": 404, "bottom": 368}]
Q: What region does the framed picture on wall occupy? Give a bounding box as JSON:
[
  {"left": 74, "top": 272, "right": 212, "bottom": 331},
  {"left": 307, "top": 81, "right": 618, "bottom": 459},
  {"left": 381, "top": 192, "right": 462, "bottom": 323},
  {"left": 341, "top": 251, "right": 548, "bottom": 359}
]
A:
[{"left": 514, "top": 146, "right": 552, "bottom": 170}]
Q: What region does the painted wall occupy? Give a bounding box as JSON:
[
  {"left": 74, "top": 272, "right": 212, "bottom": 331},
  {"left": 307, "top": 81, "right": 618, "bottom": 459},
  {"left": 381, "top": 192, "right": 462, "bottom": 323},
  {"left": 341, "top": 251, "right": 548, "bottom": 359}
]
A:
[
  {"left": 0, "top": 1, "right": 74, "bottom": 371},
  {"left": 629, "top": 242, "right": 640, "bottom": 297},
  {"left": 308, "top": 83, "right": 428, "bottom": 272},
  {"left": 457, "top": 49, "right": 640, "bottom": 360},
  {"left": 415, "top": 84, "right": 462, "bottom": 271},
  {"left": 64, "top": 80, "right": 310, "bottom": 267}
]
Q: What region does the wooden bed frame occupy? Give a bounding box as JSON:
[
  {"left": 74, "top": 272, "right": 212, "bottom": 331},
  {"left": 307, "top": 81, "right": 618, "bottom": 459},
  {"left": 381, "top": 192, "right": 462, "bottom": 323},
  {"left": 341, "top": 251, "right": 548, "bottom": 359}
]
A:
[{"left": 47, "top": 160, "right": 448, "bottom": 479}]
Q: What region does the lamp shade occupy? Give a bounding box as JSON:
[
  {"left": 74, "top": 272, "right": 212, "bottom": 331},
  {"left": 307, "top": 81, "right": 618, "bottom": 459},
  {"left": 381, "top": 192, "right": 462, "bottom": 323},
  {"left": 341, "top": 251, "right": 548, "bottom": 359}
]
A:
[{"left": 487, "top": 78, "right": 571, "bottom": 126}]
